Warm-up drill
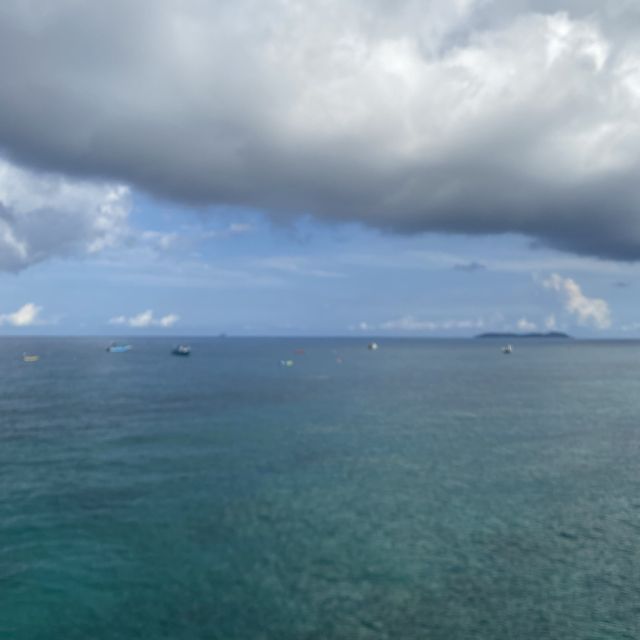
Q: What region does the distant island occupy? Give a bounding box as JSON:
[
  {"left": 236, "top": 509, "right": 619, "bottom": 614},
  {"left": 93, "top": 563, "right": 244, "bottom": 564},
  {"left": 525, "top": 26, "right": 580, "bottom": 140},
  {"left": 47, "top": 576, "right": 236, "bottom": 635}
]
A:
[{"left": 475, "top": 331, "right": 572, "bottom": 339}]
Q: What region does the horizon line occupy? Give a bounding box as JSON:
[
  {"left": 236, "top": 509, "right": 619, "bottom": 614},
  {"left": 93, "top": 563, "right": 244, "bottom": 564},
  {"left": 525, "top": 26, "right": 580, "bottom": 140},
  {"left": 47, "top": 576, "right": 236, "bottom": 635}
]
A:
[{"left": 0, "top": 333, "right": 635, "bottom": 340}]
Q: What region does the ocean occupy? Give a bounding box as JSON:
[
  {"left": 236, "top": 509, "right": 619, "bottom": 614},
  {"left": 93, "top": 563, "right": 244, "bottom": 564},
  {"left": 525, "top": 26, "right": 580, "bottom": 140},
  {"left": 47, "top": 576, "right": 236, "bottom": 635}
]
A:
[{"left": 2, "top": 337, "right": 639, "bottom": 639}]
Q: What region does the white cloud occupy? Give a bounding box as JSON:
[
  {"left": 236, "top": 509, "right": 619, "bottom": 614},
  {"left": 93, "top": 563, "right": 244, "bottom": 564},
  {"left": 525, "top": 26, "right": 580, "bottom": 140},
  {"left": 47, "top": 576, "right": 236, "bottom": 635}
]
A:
[
  {"left": 258, "top": 256, "right": 344, "bottom": 278},
  {"left": 381, "top": 316, "right": 439, "bottom": 331},
  {"left": 543, "top": 273, "right": 611, "bottom": 328},
  {"left": 138, "top": 221, "right": 255, "bottom": 256},
  {"left": 227, "top": 223, "right": 254, "bottom": 235},
  {"left": 348, "top": 321, "right": 371, "bottom": 331},
  {"left": 128, "top": 310, "right": 155, "bottom": 328},
  {"left": 0, "top": 158, "right": 130, "bottom": 272},
  {"left": 517, "top": 317, "right": 537, "bottom": 332},
  {"left": 380, "top": 315, "right": 485, "bottom": 332},
  {"left": 545, "top": 314, "right": 557, "bottom": 330},
  {"left": 0, "top": 303, "right": 42, "bottom": 327},
  {"left": 140, "top": 230, "right": 179, "bottom": 251},
  {"left": 109, "top": 310, "right": 180, "bottom": 328},
  {"left": 202, "top": 223, "right": 255, "bottom": 240},
  {"left": 158, "top": 313, "right": 179, "bottom": 327}
]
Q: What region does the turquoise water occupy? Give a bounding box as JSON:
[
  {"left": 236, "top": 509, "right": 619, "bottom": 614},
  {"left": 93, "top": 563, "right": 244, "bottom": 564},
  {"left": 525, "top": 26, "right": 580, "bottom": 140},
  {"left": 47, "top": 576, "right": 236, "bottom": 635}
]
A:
[{"left": 2, "top": 337, "right": 640, "bottom": 639}]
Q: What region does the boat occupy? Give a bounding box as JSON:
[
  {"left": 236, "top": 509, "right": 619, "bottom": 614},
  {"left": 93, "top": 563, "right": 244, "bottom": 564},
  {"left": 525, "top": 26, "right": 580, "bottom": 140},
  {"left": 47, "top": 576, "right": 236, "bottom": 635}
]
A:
[
  {"left": 502, "top": 344, "right": 513, "bottom": 354},
  {"left": 368, "top": 342, "right": 379, "bottom": 350},
  {"left": 280, "top": 359, "right": 294, "bottom": 367},
  {"left": 172, "top": 345, "right": 191, "bottom": 356},
  {"left": 106, "top": 342, "right": 132, "bottom": 353},
  {"left": 22, "top": 353, "right": 39, "bottom": 362}
]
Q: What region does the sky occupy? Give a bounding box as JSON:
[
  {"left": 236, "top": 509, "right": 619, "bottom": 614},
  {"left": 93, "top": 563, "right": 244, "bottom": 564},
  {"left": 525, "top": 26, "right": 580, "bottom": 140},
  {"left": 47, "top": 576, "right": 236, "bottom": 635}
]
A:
[{"left": 1, "top": 0, "right": 640, "bottom": 336}]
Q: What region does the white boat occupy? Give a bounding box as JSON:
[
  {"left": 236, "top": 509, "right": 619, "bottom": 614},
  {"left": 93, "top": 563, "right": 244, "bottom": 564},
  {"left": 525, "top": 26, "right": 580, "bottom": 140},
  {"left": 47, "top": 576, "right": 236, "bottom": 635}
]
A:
[
  {"left": 502, "top": 344, "right": 513, "bottom": 354},
  {"left": 172, "top": 345, "right": 191, "bottom": 356},
  {"left": 22, "top": 353, "right": 39, "bottom": 362},
  {"left": 368, "top": 342, "right": 379, "bottom": 351}
]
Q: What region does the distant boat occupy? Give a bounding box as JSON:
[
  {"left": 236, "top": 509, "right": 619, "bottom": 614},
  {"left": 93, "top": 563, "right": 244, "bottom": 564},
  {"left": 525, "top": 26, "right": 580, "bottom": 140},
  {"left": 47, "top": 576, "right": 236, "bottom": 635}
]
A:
[
  {"left": 368, "top": 342, "right": 379, "bottom": 351},
  {"left": 280, "top": 359, "right": 294, "bottom": 367},
  {"left": 502, "top": 344, "right": 513, "bottom": 354},
  {"left": 22, "top": 353, "right": 39, "bottom": 363},
  {"left": 106, "top": 342, "right": 132, "bottom": 353},
  {"left": 172, "top": 345, "right": 191, "bottom": 356}
]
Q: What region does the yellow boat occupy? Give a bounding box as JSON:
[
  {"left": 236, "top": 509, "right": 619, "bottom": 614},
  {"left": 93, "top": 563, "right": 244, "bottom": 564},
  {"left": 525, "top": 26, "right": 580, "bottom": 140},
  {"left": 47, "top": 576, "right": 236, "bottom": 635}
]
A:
[{"left": 22, "top": 354, "right": 39, "bottom": 363}]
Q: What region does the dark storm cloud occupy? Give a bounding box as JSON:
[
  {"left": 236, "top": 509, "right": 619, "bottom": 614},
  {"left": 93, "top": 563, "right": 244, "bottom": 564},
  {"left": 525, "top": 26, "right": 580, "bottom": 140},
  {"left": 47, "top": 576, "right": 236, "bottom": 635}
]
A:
[{"left": 1, "top": 0, "right": 640, "bottom": 261}]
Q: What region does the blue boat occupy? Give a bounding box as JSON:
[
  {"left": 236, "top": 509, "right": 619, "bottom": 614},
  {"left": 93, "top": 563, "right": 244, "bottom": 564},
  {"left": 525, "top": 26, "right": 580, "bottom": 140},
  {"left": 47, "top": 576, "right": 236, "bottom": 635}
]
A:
[{"left": 106, "top": 342, "right": 132, "bottom": 353}]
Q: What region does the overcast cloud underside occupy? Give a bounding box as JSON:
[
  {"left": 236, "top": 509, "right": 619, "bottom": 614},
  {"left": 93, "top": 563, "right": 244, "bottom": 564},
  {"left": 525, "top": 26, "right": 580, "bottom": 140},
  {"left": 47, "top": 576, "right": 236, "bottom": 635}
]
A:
[{"left": 1, "top": 1, "right": 640, "bottom": 264}]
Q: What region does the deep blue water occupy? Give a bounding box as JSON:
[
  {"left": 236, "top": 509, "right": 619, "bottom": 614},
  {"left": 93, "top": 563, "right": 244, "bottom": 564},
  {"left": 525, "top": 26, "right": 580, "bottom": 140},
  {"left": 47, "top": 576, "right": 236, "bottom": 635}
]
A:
[{"left": 2, "top": 337, "right": 640, "bottom": 639}]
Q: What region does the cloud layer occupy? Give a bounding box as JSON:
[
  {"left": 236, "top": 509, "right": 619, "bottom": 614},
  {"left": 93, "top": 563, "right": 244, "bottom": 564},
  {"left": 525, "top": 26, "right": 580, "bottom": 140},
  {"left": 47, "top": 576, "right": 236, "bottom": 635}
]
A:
[
  {"left": 0, "top": 158, "right": 130, "bottom": 271},
  {"left": 2, "top": 2, "right": 640, "bottom": 259},
  {"left": 380, "top": 315, "right": 485, "bottom": 332},
  {"left": 109, "top": 310, "right": 179, "bottom": 328}
]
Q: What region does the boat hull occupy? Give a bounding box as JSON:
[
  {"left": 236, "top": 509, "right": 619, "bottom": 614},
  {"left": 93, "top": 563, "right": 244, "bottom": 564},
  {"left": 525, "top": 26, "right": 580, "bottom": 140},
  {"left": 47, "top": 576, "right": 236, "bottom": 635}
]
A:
[{"left": 107, "top": 345, "right": 131, "bottom": 353}]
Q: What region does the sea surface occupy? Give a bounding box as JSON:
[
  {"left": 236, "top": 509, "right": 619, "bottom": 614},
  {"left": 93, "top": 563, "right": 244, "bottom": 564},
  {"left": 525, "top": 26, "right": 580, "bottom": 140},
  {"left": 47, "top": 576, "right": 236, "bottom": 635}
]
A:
[{"left": 2, "top": 337, "right": 640, "bottom": 639}]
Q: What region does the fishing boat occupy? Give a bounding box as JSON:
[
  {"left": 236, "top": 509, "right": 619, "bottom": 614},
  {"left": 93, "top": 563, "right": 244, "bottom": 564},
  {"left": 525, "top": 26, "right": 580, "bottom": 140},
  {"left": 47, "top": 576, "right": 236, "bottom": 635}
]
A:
[
  {"left": 172, "top": 345, "right": 191, "bottom": 356},
  {"left": 106, "top": 342, "right": 132, "bottom": 353},
  {"left": 502, "top": 344, "right": 513, "bottom": 354},
  {"left": 280, "top": 359, "right": 294, "bottom": 367},
  {"left": 22, "top": 353, "right": 39, "bottom": 362},
  {"left": 368, "top": 342, "right": 379, "bottom": 351}
]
